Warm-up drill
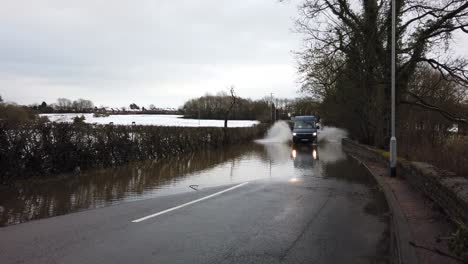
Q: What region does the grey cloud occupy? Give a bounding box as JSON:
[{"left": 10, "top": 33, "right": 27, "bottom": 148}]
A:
[{"left": 0, "top": 0, "right": 302, "bottom": 107}]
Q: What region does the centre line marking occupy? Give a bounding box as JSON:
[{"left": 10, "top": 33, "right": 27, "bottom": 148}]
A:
[{"left": 131, "top": 182, "right": 249, "bottom": 223}]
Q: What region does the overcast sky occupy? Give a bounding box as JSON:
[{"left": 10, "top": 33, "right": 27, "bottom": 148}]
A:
[
  {"left": 0, "top": 0, "right": 304, "bottom": 108},
  {"left": 1, "top": 1, "right": 467, "bottom": 108}
]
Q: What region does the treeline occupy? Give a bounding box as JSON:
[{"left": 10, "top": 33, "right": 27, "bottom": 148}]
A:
[
  {"left": 180, "top": 92, "right": 320, "bottom": 122},
  {"left": 294, "top": 1, "right": 468, "bottom": 175},
  {"left": 53, "top": 98, "right": 94, "bottom": 112},
  {"left": 181, "top": 93, "right": 270, "bottom": 121},
  {"left": 0, "top": 122, "right": 268, "bottom": 184},
  {"left": 26, "top": 98, "right": 95, "bottom": 113},
  {"left": 17, "top": 97, "right": 179, "bottom": 114}
]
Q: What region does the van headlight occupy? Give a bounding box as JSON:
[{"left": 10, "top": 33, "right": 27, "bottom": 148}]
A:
[
  {"left": 293, "top": 133, "right": 297, "bottom": 136},
  {"left": 313, "top": 132, "right": 317, "bottom": 136}
]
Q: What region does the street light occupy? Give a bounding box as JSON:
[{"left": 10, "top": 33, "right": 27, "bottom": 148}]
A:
[
  {"left": 390, "top": 0, "right": 397, "bottom": 177},
  {"left": 271, "top": 93, "right": 276, "bottom": 122}
]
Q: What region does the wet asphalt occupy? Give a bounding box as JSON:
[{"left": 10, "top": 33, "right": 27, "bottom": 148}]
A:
[{"left": 0, "top": 142, "right": 390, "bottom": 264}]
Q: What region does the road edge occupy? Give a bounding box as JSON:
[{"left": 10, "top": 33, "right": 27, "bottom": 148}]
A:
[{"left": 346, "top": 152, "right": 419, "bottom": 264}]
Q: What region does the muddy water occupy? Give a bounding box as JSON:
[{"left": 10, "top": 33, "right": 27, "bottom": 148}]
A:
[{"left": 0, "top": 141, "right": 386, "bottom": 227}]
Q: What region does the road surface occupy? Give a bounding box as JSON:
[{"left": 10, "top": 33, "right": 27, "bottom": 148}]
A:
[{"left": 0, "top": 142, "right": 390, "bottom": 264}]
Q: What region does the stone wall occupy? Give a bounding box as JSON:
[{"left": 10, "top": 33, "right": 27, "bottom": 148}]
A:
[{"left": 343, "top": 138, "right": 468, "bottom": 225}]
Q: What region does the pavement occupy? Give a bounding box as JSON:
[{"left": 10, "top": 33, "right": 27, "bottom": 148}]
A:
[
  {"left": 350, "top": 155, "right": 460, "bottom": 264},
  {"left": 371, "top": 161, "right": 460, "bottom": 264},
  {"left": 0, "top": 143, "right": 391, "bottom": 264}
]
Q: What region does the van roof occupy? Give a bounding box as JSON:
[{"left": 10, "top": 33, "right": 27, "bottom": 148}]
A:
[{"left": 294, "top": 115, "right": 316, "bottom": 121}]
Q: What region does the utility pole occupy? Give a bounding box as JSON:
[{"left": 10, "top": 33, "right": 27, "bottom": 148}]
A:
[{"left": 390, "top": 0, "right": 397, "bottom": 177}]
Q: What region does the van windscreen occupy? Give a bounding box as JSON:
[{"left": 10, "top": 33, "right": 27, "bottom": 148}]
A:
[{"left": 294, "top": 120, "right": 315, "bottom": 129}]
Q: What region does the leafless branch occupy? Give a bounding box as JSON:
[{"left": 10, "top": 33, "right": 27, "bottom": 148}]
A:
[{"left": 402, "top": 91, "right": 467, "bottom": 123}]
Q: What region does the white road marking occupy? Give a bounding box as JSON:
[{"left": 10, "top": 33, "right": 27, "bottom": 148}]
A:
[{"left": 131, "top": 182, "right": 249, "bottom": 223}]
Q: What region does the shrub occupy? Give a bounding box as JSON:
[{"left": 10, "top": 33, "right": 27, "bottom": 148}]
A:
[
  {"left": 0, "top": 122, "right": 268, "bottom": 183},
  {"left": 0, "top": 104, "right": 38, "bottom": 126},
  {"left": 398, "top": 130, "right": 468, "bottom": 177},
  {"left": 73, "top": 115, "right": 86, "bottom": 124}
]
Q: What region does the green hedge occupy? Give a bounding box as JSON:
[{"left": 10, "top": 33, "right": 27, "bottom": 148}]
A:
[{"left": 0, "top": 122, "right": 268, "bottom": 183}]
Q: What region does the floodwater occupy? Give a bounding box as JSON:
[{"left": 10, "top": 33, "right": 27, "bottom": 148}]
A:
[
  {"left": 0, "top": 139, "right": 387, "bottom": 227},
  {"left": 40, "top": 113, "right": 259, "bottom": 127}
]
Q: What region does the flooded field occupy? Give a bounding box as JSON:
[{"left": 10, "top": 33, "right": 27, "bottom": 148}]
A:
[
  {"left": 0, "top": 139, "right": 386, "bottom": 227},
  {"left": 41, "top": 114, "right": 259, "bottom": 127}
]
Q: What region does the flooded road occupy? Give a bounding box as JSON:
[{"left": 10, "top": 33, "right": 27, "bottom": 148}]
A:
[
  {"left": 0, "top": 140, "right": 386, "bottom": 226},
  {"left": 0, "top": 139, "right": 390, "bottom": 263}
]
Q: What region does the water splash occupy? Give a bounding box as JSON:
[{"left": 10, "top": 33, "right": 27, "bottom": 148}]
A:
[
  {"left": 255, "top": 121, "right": 347, "bottom": 145},
  {"left": 318, "top": 127, "right": 348, "bottom": 143},
  {"left": 255, "top": 121, "right": 292, "bottom": 144}
]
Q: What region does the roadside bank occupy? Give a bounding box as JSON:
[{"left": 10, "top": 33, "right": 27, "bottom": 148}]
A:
[{"left": 343, "top": 138, "right": 466, "bottom": 264}]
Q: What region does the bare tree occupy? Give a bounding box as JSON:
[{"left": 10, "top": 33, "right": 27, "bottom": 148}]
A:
[
  {"left": 72, "top": 99, "right": 94, "bottom": 112},
  {"left": 223, "top": 86, "right": 238, "bottom": 128},
  {"left": 57, "top": 98, "right": 72, "bottom": 111},
  {"left": 293, "top": 0, "right": 468, "bottom": 145}
]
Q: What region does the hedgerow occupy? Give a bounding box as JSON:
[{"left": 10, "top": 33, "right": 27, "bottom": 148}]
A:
[{"left": 0, "top": 122, "right": 267, "bottom": 183}]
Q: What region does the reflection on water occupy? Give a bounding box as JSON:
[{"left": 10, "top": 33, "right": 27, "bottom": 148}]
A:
[
  {"left": 291, "top": 144, "right": 319, "bottom": 169},
  {"left": 0, "top": 141, "right": 383, "bottom": 227}
]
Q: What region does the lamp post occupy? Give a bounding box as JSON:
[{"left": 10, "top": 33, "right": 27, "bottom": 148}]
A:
[
  {"left": 271, "top": 93, "right": 275, "bottom": 122},
  {"left": 390, "top": 0, "right": 397, "bottom": 177}
]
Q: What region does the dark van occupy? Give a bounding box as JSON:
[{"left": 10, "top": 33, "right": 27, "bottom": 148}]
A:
[{"left": 292, "top": 116, "right": 319, "bottom": 144}]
